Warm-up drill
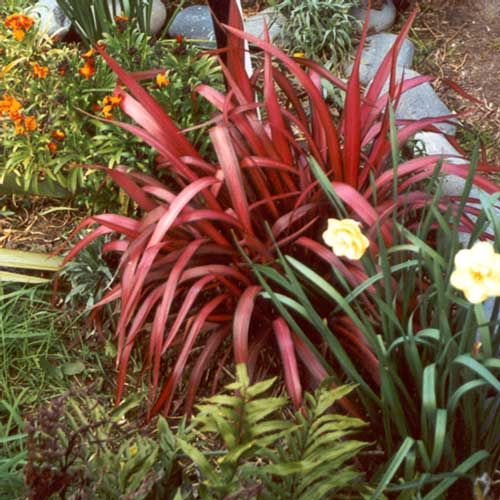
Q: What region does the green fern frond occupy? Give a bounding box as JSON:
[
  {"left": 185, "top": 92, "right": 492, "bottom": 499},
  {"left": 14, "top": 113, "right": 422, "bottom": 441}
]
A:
[
  {"left": 260, "top": 381, "right": 369, "bottom": 499},
  {"left": 177, "top": 366, "right": 370, "bottom": 499}
]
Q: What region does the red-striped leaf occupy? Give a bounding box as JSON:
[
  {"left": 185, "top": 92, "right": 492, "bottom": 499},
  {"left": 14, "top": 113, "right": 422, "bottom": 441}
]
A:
[
  {"left": 234, "top": 285, "right": 262, "bottom": 363},
  {"left": 273, "top": 318, "right": 302, "bottom": 409}
]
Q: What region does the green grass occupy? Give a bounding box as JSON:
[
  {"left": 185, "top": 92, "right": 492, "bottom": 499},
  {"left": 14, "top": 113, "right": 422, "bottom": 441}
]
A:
[
  {"left": 0, "top": 285, "right": 111, "bottom": 499},
  {"left": 456, "top": 126, "right": 496, "bottom": 159}
]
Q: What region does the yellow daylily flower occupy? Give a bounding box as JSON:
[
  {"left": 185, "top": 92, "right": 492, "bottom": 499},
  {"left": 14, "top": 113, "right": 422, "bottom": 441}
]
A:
[
  {"left": 450, "top": 241, "right": 500, "bottom": 304},
  {"left": 322, "top": 218, "right": 369, "bottom": 260}
]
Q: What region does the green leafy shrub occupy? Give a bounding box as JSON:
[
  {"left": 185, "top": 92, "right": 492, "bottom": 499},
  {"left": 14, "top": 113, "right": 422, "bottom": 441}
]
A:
[
  {"left": 253, "top": 144, "right": 500, "bottom": 496},
  {"left": 0, "top": 13, "right": 219, "bottom": 210},
  {"left": 58, "top": 235, "right": 116, "bottom": 310},
  {"left": 178, "top": 364, "right": 369, "bottom": 499},
  {"left": 273, "top": 0, "right": 360, "bottom": 68},
  {"left": 20, "top": 365, "right": 368, "bottom": 498}
]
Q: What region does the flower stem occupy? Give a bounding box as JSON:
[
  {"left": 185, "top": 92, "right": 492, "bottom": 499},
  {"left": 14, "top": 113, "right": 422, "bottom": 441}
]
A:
[{"left": 474, "top": 303, "right": 492, "bottom": 358}]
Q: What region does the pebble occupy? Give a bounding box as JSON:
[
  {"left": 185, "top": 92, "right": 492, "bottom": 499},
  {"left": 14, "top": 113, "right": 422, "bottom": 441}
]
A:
[
  {"left": 168, "top": 6, "right": 216, "bottom": 45},
  {"left": 351, "top": 0, "right": 397, "bottom": 33},
  {"left": 244, "top": 8, "right": 285, "bottom": 42},
  {"left": 28, "top": 0, "right": 71, "bottom": 38},
  {"left": 345, "top": 33, "right": 414, "bottom": 85}
]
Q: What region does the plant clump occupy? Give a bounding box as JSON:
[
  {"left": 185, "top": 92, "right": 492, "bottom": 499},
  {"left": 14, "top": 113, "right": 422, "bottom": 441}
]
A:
[
  {"left": 0, "top": 6, "right": 220, "bottom": 210},
  {"left": 273, "top": 0, "right": 361, "bottom": 69},
  {"left": 64, "top": 7, "right": 500, "bottom": 425}
]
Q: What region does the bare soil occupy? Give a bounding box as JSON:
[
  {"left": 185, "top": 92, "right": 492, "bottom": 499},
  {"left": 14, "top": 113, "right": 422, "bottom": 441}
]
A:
[
  {"left": 0, "top": 196, "right": 81, "bottom": 253},
  {"left": 408, "top": 0, "right": 500, "bottom": 163}
]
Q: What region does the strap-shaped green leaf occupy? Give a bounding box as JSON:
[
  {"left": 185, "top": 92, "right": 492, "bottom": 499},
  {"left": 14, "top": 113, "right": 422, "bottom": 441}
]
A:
[
  {"left": 0, "top": 248, "right": 62, "bottom": 271},
  {"left": 0, "top": 271, "right": 50, "bottom": 284},
  {"left": 371, "top": 437, "right": 415, "bottom": 500},
  {"left": 423, "top": 450, "right": 489, "bottom": 500},
  {"left": 454, "top": 355, "right": 500, "bottom": 392}
]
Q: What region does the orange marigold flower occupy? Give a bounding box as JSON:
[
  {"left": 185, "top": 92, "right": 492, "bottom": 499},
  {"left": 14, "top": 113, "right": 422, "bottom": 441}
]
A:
[
  {"left": 12, "top": 29, "right": 25, "bottom": 41},
  {"left": 156, "top": 72, "right": 169, "bottom": 88},
  {"left": 115, "top": 15, "right": 128, "bottom": 32},
  {"left": 24, "top": 116, "right": 37, "bottom": 131},
  {"left": 32, "top": 62, "right": 49, "bottom": 78},
  {"left": 79, "top": 58, "right": 96, "bottom": 80},
  {"left": 102, "top": 95, "right": 122, "bottom": 107},
  {"left": 4, "top": 14, "right": 34, "bottom": 41},
  {"left": 0, "top": 93, "right": 22, "bottom": 117},
  {"left": 81, "top": 47, "right": 95, "bottom": 59},
  {"left": 14, "top": 120, "right": 25, "bottom": 135},
  {"left": 102, "top": 105, "right": 114, "bottom": 119},
  {"left": 51, "top": 130, "right": 65, "bottom": 141},
  {"left": 47, "top": 141, "right": 58, "bottom": 152},
  {"left": 101, "top": 94, "right": 122, "bottom": 118}
]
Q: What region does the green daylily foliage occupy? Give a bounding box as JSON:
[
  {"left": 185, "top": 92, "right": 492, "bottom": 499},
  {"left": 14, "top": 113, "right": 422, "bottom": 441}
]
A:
[{"left": 252, "top": 143, "right": 500, "bottom": 497}]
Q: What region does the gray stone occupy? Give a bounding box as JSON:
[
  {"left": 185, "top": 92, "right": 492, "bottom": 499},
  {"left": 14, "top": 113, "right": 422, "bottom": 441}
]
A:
[
  {"left": 414, "top": 131, "right": 499, "bottom": 239},
  {"left": 413, "top": 131, "right": 469, "bottom": 206},
  {"left": 28, "top": 0, "right": 71, "bottom": 38},
  {"left": 351, "top": 0, "right": 397, "bottom": 33},
  {"left": 144, "top": 0, "right": 167, "bottom": 36},
  {"left": 345, "top": 33, "right": 414, "bottom": 85},
  {"left": 168, "top": 6, "right": 215, "bottom": 45},
  {"left": 414, "top": 131, "right": 465, "bottom": 165},
  {"left": 376, "top": 68, "right": 457, "bottom": 135},
  {"left": 106, "top": 0, "right": 166, "bottom": 36},
  {"left": 244, "top": 7, "right": 285, "bottom": 42}
]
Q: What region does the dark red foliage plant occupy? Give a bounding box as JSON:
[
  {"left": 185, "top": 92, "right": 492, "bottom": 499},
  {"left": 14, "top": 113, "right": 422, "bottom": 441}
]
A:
[{"left": 62, "top": 2, "right": 500, "bottom": 417}]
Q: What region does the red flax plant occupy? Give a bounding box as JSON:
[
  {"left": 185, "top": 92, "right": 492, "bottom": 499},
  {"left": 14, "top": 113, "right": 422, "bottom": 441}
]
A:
[{"left": 63, "top": 2, "right": 500, "bottom": 417}]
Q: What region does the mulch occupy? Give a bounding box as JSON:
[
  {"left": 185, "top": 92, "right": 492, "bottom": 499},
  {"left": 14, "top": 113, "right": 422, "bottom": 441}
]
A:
[
  {"left": 0, "top": 195, "right": 82, "bottom": 253},
  {"left": 405, "top": 0, "right": 500, "bottom": 164}
]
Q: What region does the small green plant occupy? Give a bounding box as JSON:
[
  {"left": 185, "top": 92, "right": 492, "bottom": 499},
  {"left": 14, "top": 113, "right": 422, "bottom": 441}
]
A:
[
  {"left": 24, "top": 388, "right": 184, "bottom": 499},
  {"left": 273, "top": 0, "right": 360, "bottom": 68},
  {"left": 57, "top": 0, "right": 154, "bottom": 47},
  {"left": 58, "top": 235, "right": 117, "bottom": 310},
  {"left": 178, "top": 364, "right": 369, "bottom": 499}
]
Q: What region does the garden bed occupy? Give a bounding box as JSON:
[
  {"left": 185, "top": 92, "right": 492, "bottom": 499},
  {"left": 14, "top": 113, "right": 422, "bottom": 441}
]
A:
[{"left": 2, "top": 1, "right": 500, "bottom": 498}]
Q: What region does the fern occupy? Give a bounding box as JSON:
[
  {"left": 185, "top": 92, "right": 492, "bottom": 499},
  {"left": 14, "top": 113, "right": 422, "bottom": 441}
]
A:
[{"left": 177, "top": 365, "right": 369, "bottom": 499}]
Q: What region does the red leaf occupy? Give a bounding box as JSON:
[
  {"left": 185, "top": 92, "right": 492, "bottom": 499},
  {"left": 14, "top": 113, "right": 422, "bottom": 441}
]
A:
[
  {"left": 96, "top": 46, "right": 199, "bottom": 157},
  {"left": 291, "top": 331, "right": 363, "bottom": 417},
  {"left": 149, "top": 177, "right": 220, "bottom": 246},
  {"left": 210, "top": 125, "right": 253, "bottom": 234},
  {"left": 341, "top": 0, "right": 369, "bottom": 186},
  {"left": 162, "top": 275, "right": 215, "bottom": 353},
  {"left": 150, "top": 294, "right": 229, "bottom": 417},
  {"left": 233, "top": 285, "right": 262, "bottom": 363},
  {"left": 273, "top": 318, "right": 302, "bottom": 409},
  {"left": 362, "top": 10, "right": 418, "bottom": 135},
  {"left": 149, "top": 240, "right": 205, "bottom": 396},
  {"left": 184, "top": 325, "right": 230, "bottom": 415},
  {"left": 222, "top": 23, "right": 343, "bottom": 176}
]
